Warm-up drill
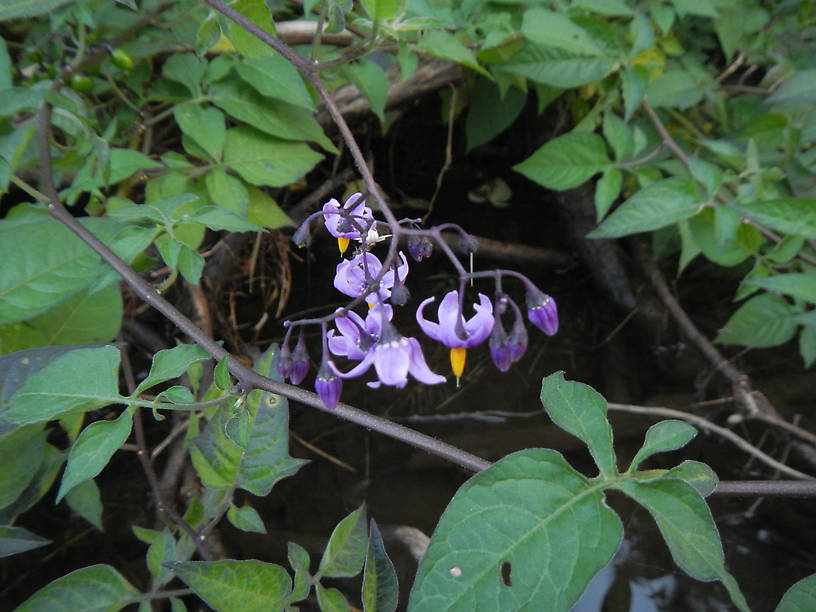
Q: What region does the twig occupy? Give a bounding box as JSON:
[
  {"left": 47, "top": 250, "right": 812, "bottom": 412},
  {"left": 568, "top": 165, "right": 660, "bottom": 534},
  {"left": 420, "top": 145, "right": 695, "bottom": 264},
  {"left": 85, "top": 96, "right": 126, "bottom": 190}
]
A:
[
  {"left": 608, "top": 402, "right": 815, "bottom": 481},
  {"left": 290, "top": 429, "right": 357, "bottom": 472},
  {"left": 423, "top": 85, "right": 457, "bottom": 223}
]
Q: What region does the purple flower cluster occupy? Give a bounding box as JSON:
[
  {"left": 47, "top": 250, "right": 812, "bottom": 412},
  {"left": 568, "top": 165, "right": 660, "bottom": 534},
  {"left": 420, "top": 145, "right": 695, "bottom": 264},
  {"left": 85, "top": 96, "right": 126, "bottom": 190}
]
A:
[{"left": 283, "top": 193, "right": 560, "bottom": 410}]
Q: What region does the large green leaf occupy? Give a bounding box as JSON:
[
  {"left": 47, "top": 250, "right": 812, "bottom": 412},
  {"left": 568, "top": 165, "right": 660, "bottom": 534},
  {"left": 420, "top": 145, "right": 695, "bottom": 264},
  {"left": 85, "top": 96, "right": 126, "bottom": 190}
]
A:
[
  {"left": 56, "top": 409, "right": 133, "bottom": 503},
  {"left": 342, "top": 60, "right": 389, "bottom": 123},
  {"left": 0, "top": 424, "right": 46, "bottom": 508},
  {"left": 514, "top": 131, "right": 610, "bottom": 191},
  {"left": 0, "top": 442, "right": 64, "bottom": 524},
  {"left": 500, "top": 43, "right": 617, "bottom": 88},
  {"left": 0, "top": 218, "right": 106, "bottom": 324},
  {"left": 227, "top": 0, "right": 277, "bottom": 58},
  {"left": 743, "top": 274, "right": 816, "bottom": 305},
  {"left": 0, "top": 0, "right": 74, "bottom": 20},
  {"left": 204, "top": 168, "right": 249, "bottom": 217},
  {"left": 776, "top": 573, "right": 816, "bottom": 612},
  {"left": 588, "top": 177, "right": 703, "bottom": 238},
  {"left": 362, "top": 519, "right": 398, "bottom": 612},
  {"left": 209, "top": 79, "right": 334, "bottom": 152},
  {"left": 0, "top": 525, "right": 51, "bottom": 558},
  {"left": 409, "top": 449, "right": 622, "bottom": 611},
  {"left": 234, "top": 54, "right": 315, "bottom": 111},
  {"left": 614, "top": 478, "right": 749, "bottom": 611},
  {"left": 646, "top": 69, "right": 705, "bottom": 109},
  {"left": 318, "top": 505, "right": 368, "bottom": 579},
  {"left": 64, "top": 479, "right": 104, "bottom": 531},
  {"left": 167, "top": 560, "right": 292, "bottom": 612},
  {"left": 767, "top": 69, "right": 816, "bottom": 104},
  {"left": 14, "top": 564, "right": 140, "bottom": 612},
  {"left": 716, "top": 293, "right": 800, "bottom": 348},
  {"left": 522, "top": 8, "right": 608, "bottom": 56},
  {"left": 540, "top": 371, "right": 617, "bottom": 477},
  {"left": 4, "top": 346, "right": 123, "bottom": 425},
  {"left": 175, "top": 104, "right": 225, "bottom": 162},
  {"left": 732, "top": 199, "right": 816, "bottom": 240},
  {"left": 222, "top": 127, "right": 324, "bottom": 188},
  {"left": 466, "top": 79, "right": 526, "bottom": 152},
  {"left": 417, "top": 30, "right": 489, "bottom": 77}
]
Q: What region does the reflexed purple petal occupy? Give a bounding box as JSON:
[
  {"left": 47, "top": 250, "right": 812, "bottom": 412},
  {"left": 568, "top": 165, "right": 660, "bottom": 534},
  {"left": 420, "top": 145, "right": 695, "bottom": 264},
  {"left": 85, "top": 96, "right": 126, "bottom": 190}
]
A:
[
  {"left": 416, "top": 296, "right": 445, "bottom": 343},
  {"left": 373, "top": 337, "right": 411, "bottom": 387},
  {"left": 322, "top": 193, "right": 373, "bottom": 240},
  {"left": 461, "top": 293, "right": 494, "bottom": 348},
  {"left": 418, "top": 291, "right": 495, "bottom": 349},
  {"left": 406, "top": 338, "right": 446, "bottom": 385}
]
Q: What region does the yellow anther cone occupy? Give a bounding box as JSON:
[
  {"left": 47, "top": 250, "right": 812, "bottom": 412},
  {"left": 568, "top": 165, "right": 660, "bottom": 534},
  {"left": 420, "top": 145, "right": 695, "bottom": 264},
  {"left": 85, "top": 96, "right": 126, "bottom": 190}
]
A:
[
  {"left": 337, "top": 237, "right": 350, "bottom": 255},
  {"left": 450, "top": 347, "right": 466, "bottom": 378}
]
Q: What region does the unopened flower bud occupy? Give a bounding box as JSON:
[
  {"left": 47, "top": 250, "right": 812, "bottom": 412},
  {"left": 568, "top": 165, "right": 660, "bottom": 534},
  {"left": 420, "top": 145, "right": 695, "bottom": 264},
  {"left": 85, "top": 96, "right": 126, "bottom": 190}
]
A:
[
  {"left": 390, "top": 282, "right": 410, "bottom": 306},
  {"left": 489, "top": 319, "right": 512, "bottom": 373},
  {"left": 315, "top": 361, "right": 342, "bottom": 410},
  {"left": 526, "top": 286, "right": 558, "bottom": 336},
  {"left": 507, "top": 312, "right": 528, "bottom": 362},
  {"left": 460, "top": 234, "right": 478, "bottom": 255},
  {"left": 289, "top": 332, "right": 310, "bottom": 384},
  {"left": 292, "top": 220, "right": 312, "bottom": 248},
  {"left": 407, "top": 235, "right": 433, "bottom": 262},
  {"left": 277, "top": 341, "right": 293, "bottom": 380}
]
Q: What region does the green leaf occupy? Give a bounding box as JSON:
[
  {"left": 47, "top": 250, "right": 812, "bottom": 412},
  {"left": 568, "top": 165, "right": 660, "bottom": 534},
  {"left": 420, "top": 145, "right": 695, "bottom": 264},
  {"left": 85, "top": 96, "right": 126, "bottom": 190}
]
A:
[
  {"left": 57, "top": 410, "right": 133, "bottom": 503},
  {"left": 465, "top": 79, "right": 526, "bottom": 152},
  {"left": 287, "top": 542, "right": 311, "bottom": 602},
  {"left": 167, "top": 560, "right": 292, "bottom": 612},
  {"left": 163, "top": 53, "right": 206, "bottom": 96},
  {"left": 187, "top": 206, "right": 264, "bottom": 233},
  {"left": 716, "top": 293, "right": 800, "bottom": 348},
  {"left": 522, "top": 8, "right": 607, "bottom": 56},
  {"left": 235, "top": 55, "right": 315, "bottom": 111},
  {"left": 210, "top": 79, "right": 334, "bottom": 151},
  {"left": 0, "top": 38, "right": 11, "bottom": 90},
  {"left": 0, "top": 0, "right": 74, "bottom": 20},
  {"left": 214, "top": 356, "right": 231, "bottom": 391},
  {"left": 227, "top": 504, "right": 267, "bottom": 534},
  {"left": 732, "top": 199, "right": 816, "bottom": 240},
  {"left": 14, "top": 564, "right": 140, "bottom": 612},
  {"left": 178, "top": 245, "right": 205, "bottom": 285},
  {"left": 628, "top": 420, "right": 697, "bottom": 473},
  {"left": 64, "top": 479, "right": 104, "bottom": 531},
  {"left": 0, "top": 218, "right": 108, "bottom": 324},
  {"left": 602, "top": 112, "right": 633, "bottom": 161},
  {"left": 742, "top": 274, "right": 816, "bottom": 304},
  {"left": 408, "top": 449, "right": 622, "bottom": 611},
  {"left": 621, "top": 65, "right": 649, "bottom": 122},
  {"left": 0, "top": 424, "right": 46, "bottom": 508},
  {"left": 594, "top": 168, "right": 622, "bottom": 220},
  {"left": 0, "top": 442, "right": 64, "bottom": 524},
  {"left": 688, "top": 207, "right": 759, "bottom": 267},
  {"left": 361, "top": 0, "right": 403, "bottom": 21},
  {"left": 190, "top": 401, "right": 243, "bottom": 488},
  {"left": 614, "top": 478, "right": 749, "bottom": 611},
  {"left": 646, "top": 69, "right": 705, "bottom": 109},
  {"left": 0, "top": 284, "right": 123, "bottom": 355},
  {"left": 800, "top": 326, "right": 816, "bottom": 369},
  {"left": 665, "top": 460, "right": 719, "bottom": 498},
  {"left": 222, "top": 126, "right": 324, "bottom": 188},
  {"left": 315, "top": 584, "right": 351, "bottom": 612},
  {"left": 767, "top": 69, "right": 816, "bottom": 104},
  {"left": 572, "top": 0, "right": 634, "bottom": 16},
  {"left": 246, "top": 186, "right": 293, "bottom": 230},
  {"left": 0, "top": 525, "right": 51, "bottom": 558},
  {"left": 205, "top": 168, "right": 249, "bottom": 217},
  {"left": 318, "top": 505, "right": 368, "bottom": 578},
  {"left": 362, "top": 519, "right": 398, "bottom": 612},
  {"left": 539, "top": 371, "right": 617, "bottom": 477},
  {"left": 776, "top": 573, "right": 816, "bottom": 612},
  {"left": 5, "top": 346, "right": 123, "bottom": 425},
  {"left": 343, "top": 61, "right": 390, "bottom": 125},
  {"left": 175, "top": 104, "right": 225, "bottom": 162},
  {"left": 147, "top": 529, "right": 176, "bottom": 588},
  {"left": 134, "top": 344, "right": 211, "bottom": 396},
  {"left": 418, "top": 31, "right": 489, "bottom": 77},
  {"left": 225, "top": 405, "right": 251, "bottom": 449},
  {"left": 513, "top": 131, "right": 610, "bottom": 191},
  {"left": 500, "top": 43, "right": 617, "bottom": 88},
  {"left": 227, "top": 0, "right": 277, "bottom": 58},
  {"left": 588, "top": 177, "right": 703, "bottom": 239}
]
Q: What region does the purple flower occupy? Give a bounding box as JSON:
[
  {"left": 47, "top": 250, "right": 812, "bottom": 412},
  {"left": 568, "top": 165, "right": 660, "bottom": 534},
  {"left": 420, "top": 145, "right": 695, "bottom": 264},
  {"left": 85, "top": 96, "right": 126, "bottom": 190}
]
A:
[
  {"left": 416, "top": 291, "right": 494, "bottom": 349},
  {"left": 526, "top": 287, "right": 558, "bottom": 336},
  {"left": 334, "top": 252, "right": 409, "bottom": 305},
  {"left": 315, "top": 360, "right": 342, "bottom": 410},
  {"left": 329, "top": 306, "right": 444, "bottom": 388},
  {"left": 323, "top": 193, "right": 373, "bottom": 240}
]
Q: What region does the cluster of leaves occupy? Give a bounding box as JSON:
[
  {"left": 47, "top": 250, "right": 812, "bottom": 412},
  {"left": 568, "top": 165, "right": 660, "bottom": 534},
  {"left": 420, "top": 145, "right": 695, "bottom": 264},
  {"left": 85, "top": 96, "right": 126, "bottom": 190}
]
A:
[{"left": 2, "top": 0, "right": 816, "bottom": 610}]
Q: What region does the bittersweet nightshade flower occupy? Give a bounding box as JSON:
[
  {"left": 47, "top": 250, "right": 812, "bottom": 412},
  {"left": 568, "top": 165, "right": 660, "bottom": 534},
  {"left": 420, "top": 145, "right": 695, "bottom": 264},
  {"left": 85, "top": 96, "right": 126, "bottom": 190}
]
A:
[
  {"left": 323, "top": 193, "right": 373, "bottom": 254},
  {"left": 315, "top": 360, "right": 342, "bottom": 410},
  {"left": 526, "top": 286, "right": 558, "bottom": 336},
  {"left": 334, "top": 251, "right": 409, "bottom": 305},
  {"left": 416, "top": 291, "right": 494, "bottom": 377},
  {"left": 327, "top": 305, "right": 391, "bottom": 361}
]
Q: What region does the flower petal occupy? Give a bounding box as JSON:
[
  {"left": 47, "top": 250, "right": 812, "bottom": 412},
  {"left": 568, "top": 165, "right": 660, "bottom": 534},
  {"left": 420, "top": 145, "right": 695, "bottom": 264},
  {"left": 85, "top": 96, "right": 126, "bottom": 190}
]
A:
[
  {"left": 373, "top": 337, "right": 411, "bottom": 387},
  {"left": 407, "top": 338, "right": 446, "bottom": 385}
]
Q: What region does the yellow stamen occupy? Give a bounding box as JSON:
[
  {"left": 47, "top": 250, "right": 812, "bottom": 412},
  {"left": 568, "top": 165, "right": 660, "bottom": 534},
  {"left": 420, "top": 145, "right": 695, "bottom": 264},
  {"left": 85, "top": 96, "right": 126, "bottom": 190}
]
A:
[
  {"left": 450, "top": 347, "right": 466, "bottom": 378},
  {"left": 368, "top": 302, "right": 375, "bottom": 310},
  {"left": 337, "top": 237, "right": 350, "bottom": 255}
]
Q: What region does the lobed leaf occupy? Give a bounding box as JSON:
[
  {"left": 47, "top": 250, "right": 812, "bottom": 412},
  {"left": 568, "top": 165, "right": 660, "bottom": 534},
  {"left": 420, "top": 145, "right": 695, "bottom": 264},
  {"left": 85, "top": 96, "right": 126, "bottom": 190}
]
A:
[{"left": 628, "top": 420, "right": 697, "bottom": 473}]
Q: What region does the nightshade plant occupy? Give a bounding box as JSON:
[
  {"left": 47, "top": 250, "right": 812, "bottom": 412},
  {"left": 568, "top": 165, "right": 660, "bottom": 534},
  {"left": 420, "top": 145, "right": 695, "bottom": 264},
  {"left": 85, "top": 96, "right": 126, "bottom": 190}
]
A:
[{"left": 2, "top": 1, "right": 816, "bottom": 611}]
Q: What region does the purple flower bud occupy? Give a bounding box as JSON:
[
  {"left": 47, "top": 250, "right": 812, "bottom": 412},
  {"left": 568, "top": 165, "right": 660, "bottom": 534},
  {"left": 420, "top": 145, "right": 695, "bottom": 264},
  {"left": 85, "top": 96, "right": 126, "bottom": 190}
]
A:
[
  {"left": 278, "top": 341, "right": 294, "bottom": 380},
  {"left": 406, "top": 235, "right": 433, "bottom": 262},
  {"left": 315, "top": 361, "right": 342, "bottom": 410},
  {"left": 289, "top": 332, "right": 310, "bottom": 385},
  {"left": 507, "top": 312, "right": 528, "bottom": 362},
  {"left": 489, "top": 319, "right": 513, "bottom": 373},
  {"left": 390, "top": 281, "right": 410, "bottom": 306},
  {"left": 526, "top": 287, "right": 558, "bottom": 336},
  {"left": 292, "top": 220, "right": 312, "bottom": 247}
]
